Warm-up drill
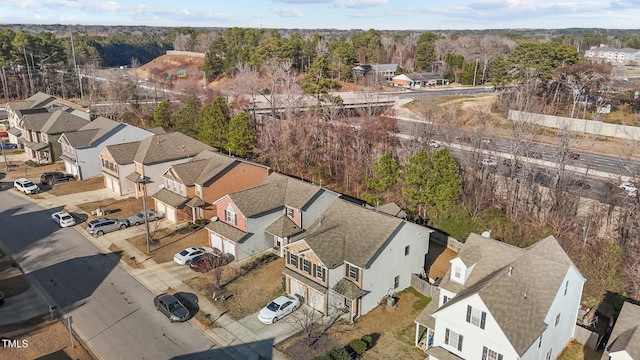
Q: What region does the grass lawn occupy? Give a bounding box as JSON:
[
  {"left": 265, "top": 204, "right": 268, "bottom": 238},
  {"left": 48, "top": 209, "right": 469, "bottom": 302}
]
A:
[
  {"left": 185, "top": 255, "right": 285, "bottom": 320},
  {"left": 558, "top": 340, "right": 602, "bottom": 360},
  {"left": 127, "top": 226, "right": 209, "bottom": 263},
  {"left": 276, "top": 287, "right": 430, "bottom": 360}
]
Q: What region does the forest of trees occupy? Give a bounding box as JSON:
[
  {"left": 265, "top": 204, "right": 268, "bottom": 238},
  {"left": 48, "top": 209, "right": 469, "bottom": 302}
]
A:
[{"left": 2, "top": 24, "right": 640, "bottom": 305}]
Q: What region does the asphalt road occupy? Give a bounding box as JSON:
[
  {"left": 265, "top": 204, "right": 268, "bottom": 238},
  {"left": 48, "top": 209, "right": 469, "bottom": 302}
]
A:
[{"left": 0, "top": 189, "right": 231, "bottom": 360}]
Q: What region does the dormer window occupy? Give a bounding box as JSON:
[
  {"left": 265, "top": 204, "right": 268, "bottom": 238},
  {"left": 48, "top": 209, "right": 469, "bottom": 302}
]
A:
[
  {"left": 454, "top": 266, "right": 462, "bottom": 279},
  {"left": 286, "top": 207, "right": 294, "bottom": 218},
  {"left": 449, "top": 258, "right": 471, "bottom": 285}
]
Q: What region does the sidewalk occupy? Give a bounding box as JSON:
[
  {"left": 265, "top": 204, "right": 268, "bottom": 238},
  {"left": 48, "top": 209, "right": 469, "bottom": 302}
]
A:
[{"left": 31, "top": 189, "right": 289, "bottom": 360}]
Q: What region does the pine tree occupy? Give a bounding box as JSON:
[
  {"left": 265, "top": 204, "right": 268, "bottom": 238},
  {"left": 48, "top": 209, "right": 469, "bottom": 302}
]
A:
[
  {"left": 227, "top": 112, "right": 255, "bottom": 157},
  {"left": 151, "top": 99, "right": 171, "bottom": 129},
  {"left": 363, "top": 151, "right": 399, "bottom": 205}
]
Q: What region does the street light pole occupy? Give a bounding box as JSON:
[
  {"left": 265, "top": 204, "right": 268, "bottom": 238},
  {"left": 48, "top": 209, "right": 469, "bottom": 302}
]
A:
[{"left": 138, "top": 175, "right": 151, "bottom": 254}]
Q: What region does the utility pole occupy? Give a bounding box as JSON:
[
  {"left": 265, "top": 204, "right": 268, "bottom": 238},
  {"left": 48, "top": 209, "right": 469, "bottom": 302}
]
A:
[
  {"left": 473, "top": 59, "right": 479, "bottom": 86},
  {"left": 70, "top": 29, "right": 83, "bottom": 100}
]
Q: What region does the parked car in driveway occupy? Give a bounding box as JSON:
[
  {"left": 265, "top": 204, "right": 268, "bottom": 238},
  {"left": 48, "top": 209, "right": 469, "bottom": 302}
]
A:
[
  {"left": 126, "top": 210, "right": 164, "bottom": 226},
  {"left": 1, "top": 142, "right": 17, "bottom": 149},
  {"left": 258, "top": 294, "right": 302, "bottom": 324},
  {"left": 0, "top": 131, "right": 8, "bottom": 137},
  {"left": 86, "top": 217, "right": 128, "bottom": 235},
  {"left": 173, "top": 247, "right": 215, "bottom": 265},
  {"left": 153, "top": 293, "right": 189, "bottom": 322},
  {"left": 52, "top": 211, "right": 76, "bottom": 228},
  {"left": 14, "top": 178, "right": 40, "bottom": 194},
  {"left": 40, "top": 172, "right": 74, "bottom": 185},
  {"left": 189, "top": 252, "right": 233, "bottom": 273}
]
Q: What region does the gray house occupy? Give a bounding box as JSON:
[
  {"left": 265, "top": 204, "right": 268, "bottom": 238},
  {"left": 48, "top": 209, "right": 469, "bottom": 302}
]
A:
[
  {"left": 19, "top": 108, "right": 90, "bottom": 164},
  {"left": 205, "top": 172, "right": 340, "bottom": 261},
  {"left": 58, "top": 117, "right": 154, "bottom": 180},
  {"left": 602, "top": 301, "right": 640, "bottom": 360}
]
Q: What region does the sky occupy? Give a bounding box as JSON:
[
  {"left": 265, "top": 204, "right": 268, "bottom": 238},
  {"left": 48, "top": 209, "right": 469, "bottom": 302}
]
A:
[{"left": 1, "top": 0, "right": 640, "bottom": 30}]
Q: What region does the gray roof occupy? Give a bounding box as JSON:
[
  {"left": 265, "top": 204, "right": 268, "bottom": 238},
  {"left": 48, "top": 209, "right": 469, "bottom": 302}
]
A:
[
  {"left": 205, "top": 219, "right": 247, "bottom": 242},
  {"left": 151, "top": 188, "right": 189, "bottom": 208},
  {"left": 605, "top": 301, "right": 640, "bottom": 359},
  {"left": 105, "top": 142, "right": 142, "bottom": 164},
  {"left": 61, "top": 117, "right": 124, "bottom": 148},
  {"left": 7, "top": 92, "right": 87, "bottom": 112},
  {"left": 375, "top": 202, "right": 407, "bottom": 218},
  {"left": 225, "top": 172, "right": 321, "bottom": 217},
  {"left": 432, "top": 234, "right": 581, "bottom": 356},
  {"left": 169, "top": 150, "right": 236, "bottom": 186},
  {"left": 297, "top": 198, "right": 403, "bottom": 268},
  {"left": 403, "top": 72, "right": 444, "bottom": 81},
  {"left": 333, "top": 278, "right": 366, "bottom": 300},
  {"left": 133, "top": 132, "right": 212, "bottom": 165},
  {"left": 38, "top": 109, "right": 90, "bottom": 134},
  {"left": 265, "top": 215, "right": 303, "bottom": 238}
]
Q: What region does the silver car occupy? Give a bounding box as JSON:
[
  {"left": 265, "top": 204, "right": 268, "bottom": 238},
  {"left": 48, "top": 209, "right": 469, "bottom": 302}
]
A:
[{"left": 86, "top": 217, "right": 128, "bottom": 235}]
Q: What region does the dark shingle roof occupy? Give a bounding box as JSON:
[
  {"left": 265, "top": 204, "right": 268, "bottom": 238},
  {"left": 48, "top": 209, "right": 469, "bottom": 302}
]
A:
[
  {"left": 205, "top": 219, "right": 247, "bottom": 242},
  {"left": 265, "top": 215, "right": 303, "bottom": 238},
  {"left": 105, "top": 142, "right": 142, "bottom": 164},
  {"left": 134, "top": 132, "right": 212, "bottom": 165},
  {"left": 298, "top": 199, "right": 403, "bottom": 268},
  {"left": 151, "top": 188, "right": 189, "bottom": 208},
  {"left": 170, "top": 150, "right": 235, "bottom": 185},
  {"left": 606, "top": 301, "right": 640, "bottom": 359},
  {"left": 39, "top": 109, "right": 90, "bottom": 134},
  {"left": 62, "top": 117, "right": 124, "bottom": 148},
  {"left": 433, "top": 233, "right": 581, "bottom": 356},
  {"left": 225, "top": 172, "right": 321, "bottom": 217}
]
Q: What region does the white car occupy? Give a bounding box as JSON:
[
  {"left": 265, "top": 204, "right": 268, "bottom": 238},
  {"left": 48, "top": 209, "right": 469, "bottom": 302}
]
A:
[
  {"left": 173, "top": 246, "right": 215, "bottom": 265},
  {"left": 619, "top": 182, "right": 637, "bottom": 196},
  {"left": 479, "top": 158, "right": 497, "bottom": 167},
  {"left": 427, "top": 140, "right": 441, "bottom": 148},
  {"left": 258, "top": 294, "right": 302, "bottom": 324},
  {"left": 52, "top": 211, "right": 76, "bottom": 228},
  {"left": 14, "top": 178, "right": 40, "bottom": 194}
]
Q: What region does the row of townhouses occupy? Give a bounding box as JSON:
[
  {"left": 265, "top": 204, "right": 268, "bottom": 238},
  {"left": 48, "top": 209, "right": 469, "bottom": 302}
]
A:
[{"left": 6, "top": 92, "right": 630, "bottom": 360}]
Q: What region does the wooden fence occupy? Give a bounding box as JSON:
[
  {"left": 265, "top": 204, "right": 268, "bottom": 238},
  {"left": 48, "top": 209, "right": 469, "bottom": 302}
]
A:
[{"left": 411, "top": 274, "right": 438, "bottom": 298}]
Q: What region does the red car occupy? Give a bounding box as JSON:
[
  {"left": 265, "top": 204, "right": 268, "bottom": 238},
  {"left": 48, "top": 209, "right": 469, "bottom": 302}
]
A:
[
  {"left": 564, "top": 151, "right": 580, "bottom": 160},
  {"left": 0, "top": 131, "right": 8, "bottom": 137}
]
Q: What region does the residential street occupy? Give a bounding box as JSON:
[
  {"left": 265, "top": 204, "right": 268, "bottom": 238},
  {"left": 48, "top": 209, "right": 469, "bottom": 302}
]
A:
[{"left": 0, "top": 189, "right": 230, "bottom": 360}]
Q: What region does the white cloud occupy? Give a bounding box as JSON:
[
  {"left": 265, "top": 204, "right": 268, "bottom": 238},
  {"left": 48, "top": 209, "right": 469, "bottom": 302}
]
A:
[
  {"left": 272, "top": 6, "right": 305, "bottom": 17},
  {"left": 334, "top": 0, "right": 388, "bottom": 8}
]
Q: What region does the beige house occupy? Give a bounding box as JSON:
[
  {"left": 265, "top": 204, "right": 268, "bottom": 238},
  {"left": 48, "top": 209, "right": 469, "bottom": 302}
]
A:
[
  {"left": 152, "top": 150, "right": 270, "bottom": 224},
  {"left": 100, "top": 132, "right": 212, "bottom": 198}
]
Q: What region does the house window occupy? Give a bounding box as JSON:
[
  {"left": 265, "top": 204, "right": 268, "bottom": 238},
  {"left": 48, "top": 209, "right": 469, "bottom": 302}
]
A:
[
  {"left": 444, "top": 329, "right": 463, "bottom": 351},
  {"left": 288, "top": 252, "right": 299, "bottom": 268},
  {"left": 555, "top": 313, "right": 561, "bottom": 327},
  {"left": 196, "top": 186, "right": 201, "bottom": 197},
  {"left": 564, "top": 280, "right": 569, "bottom": 296},
  {"left": 315, "top": 265, "right": 325, "bottom": 281},
  {"left": 225, "top": 205, "right": 237, "bottom": 225},
  {"left": 545, "top": 348, "right": 553, "bottom": 360},
  {"left": 347, "top": 264, "right": 359, "bottom": 281},
  {"left": 466, "top": 305, "right": 487, "bottom": 329},
  {"left": 286, "top": 207, "right": 294, "bottom": 217},
  {"left": 302, "top": 259, "right": 311, "bottom": 274},
  {"left": 394, "top": 275, "right": 399, "bottom": 289},
  {"left": 404, "top": 245, "right": 410, "bottom": 256},
  {"left": 443, "top": 295, "right": 450, "bottom": 304},
  {"left": 482, "top": 346, "right": 503, "bottom": 360},
  {"left": 538, "top": 334, "right": 543, "bottom": 348},
  {"left": 454, "top": 266, "right": 462, "bottom": 279}
]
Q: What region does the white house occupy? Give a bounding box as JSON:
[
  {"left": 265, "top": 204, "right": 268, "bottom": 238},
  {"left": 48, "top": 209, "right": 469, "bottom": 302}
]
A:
[
  {"left": 414, "top": 233, "right": 585, "bottom": 360},
  {"left": 585, "top": 45, "right": 640, "bottom": 64},
  {"left": 58, "top": 117, "right": 155, "bottom": 179},
  {"left": 284, "top": 198, "right": 433, "bottom": 321}
]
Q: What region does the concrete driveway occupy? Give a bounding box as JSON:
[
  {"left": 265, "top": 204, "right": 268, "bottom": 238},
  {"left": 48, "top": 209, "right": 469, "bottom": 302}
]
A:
[{"left": 238, "top": 304, "right": 310, "bottom": 343}]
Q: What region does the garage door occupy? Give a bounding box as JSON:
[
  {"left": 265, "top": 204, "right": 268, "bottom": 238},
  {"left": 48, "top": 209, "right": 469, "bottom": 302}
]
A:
[
  {"left": 210, "top": 234, "right": 222, "bottom": 250},
  {"left": 289, "top": 278, "right": 305, "bottom": 299},
  {"left": 308, "top": 288, "right": 325, "bottom": 314},
  {"left": 113, "top": 180, "right": 121, "bottom": 195},
  {"left": 223, "top": 239, "right": 236, "bottom": 257}
]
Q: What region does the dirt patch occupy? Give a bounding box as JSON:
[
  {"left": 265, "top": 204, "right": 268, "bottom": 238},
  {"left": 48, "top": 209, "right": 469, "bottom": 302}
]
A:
[
  {"left": 136, "top": 54, "right": 205, "bottom": 91},
  {"left": 428, "top": 247, "right": 458, "bottom": 280},
  {"left": 48, "top": 177, "right": 104, "bottom": 196},
  {"left": 0, "top": 318, "right": 93, "bottom": 360},
  {"left": 127, "top": 226, "right": 209, "bottom": 262},
  {"left": 0, "top": 161, "right": 65, "bottom": 182},
  {"left": 276, "top": 287, "right": 429, "bottom": 360},
  {"left": 185, "top": 255, "right": 285, "bottom": 320},
  {"left": 76, "top": 196, "right": 151, "bottom": 222}
]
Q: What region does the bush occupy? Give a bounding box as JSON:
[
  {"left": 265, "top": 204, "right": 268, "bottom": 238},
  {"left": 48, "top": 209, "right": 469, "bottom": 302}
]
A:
[
  {"left": 361, "top": 335, "right": 373, "bottom": 349},
  {"left": 349, "top": 339, "right": 367, "bottom": 355},
  {"left": 328, "top": 347, "right": 351, "bottom": 360}
]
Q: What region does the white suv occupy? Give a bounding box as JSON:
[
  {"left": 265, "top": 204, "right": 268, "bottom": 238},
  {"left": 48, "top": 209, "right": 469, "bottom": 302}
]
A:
[{"left": 14, "top": 178, "right": 40, "bottom": 194}]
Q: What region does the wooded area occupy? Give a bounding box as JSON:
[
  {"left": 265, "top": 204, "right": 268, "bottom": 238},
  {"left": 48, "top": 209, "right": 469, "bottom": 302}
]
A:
[{"left": 2, "top": 25, "right": 640, "bottom": 305}]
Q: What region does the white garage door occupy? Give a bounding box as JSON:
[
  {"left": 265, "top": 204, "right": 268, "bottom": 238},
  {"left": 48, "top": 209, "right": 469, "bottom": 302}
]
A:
[
  {"left": 210, "top": 234, "right": 222, "bottom": 250},
  {"left": 113, "top": 180, "right": 121, "bottom": 195},
  {"left": 289, "top": 278, "right": 305, "bottom": 299},
  {"left": 308, "top": 288, "right": 325, "bottom": 314},
  {"left": 223, "top": 239, "right": 235, "bottom": 257}
]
